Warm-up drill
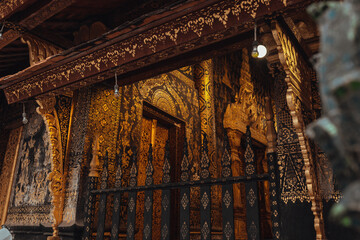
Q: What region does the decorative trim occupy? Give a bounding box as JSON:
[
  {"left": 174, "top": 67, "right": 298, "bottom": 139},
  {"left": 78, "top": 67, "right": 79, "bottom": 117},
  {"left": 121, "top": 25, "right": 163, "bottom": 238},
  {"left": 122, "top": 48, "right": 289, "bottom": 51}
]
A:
[
  {"left": 0, "top": 127, "right": 22, "bottom": 225},
  {"left": 36, "top": 97, "right": 65, "bottom": 239}
]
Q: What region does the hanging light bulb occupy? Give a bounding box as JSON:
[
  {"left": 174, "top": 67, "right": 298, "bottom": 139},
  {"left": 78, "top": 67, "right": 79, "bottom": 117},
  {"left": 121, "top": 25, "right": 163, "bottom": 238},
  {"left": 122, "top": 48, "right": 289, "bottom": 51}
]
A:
[
  {"left": 22, "top": 103, "right": 28, "bottom": 125},
  {"left": 114, "top": 72, "right": 120, "bottom": 97},
  {"left": 251, "top": 22, "right": 267, "bottom": 59},
  {"left": 257, "top": 44, "right": 267, "bottom": 58}
]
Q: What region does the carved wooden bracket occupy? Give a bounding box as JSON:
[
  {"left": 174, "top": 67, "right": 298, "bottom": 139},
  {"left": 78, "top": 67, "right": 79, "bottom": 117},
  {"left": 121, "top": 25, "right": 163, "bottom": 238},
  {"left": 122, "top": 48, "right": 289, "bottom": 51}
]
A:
[
  {"left": 21, "top": 35, "right": 63, "bottom": 66},
  {"left": 271, "top": 20, "right": 326, "bottom": 239},
  {"left": 36, "top": 96, "right": 65, "bottom": 240}
]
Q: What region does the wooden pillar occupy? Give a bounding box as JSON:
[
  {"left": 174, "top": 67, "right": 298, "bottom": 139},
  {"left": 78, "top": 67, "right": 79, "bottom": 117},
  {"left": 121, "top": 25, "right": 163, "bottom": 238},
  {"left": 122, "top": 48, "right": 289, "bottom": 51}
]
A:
[{"left": 271, "top": 21, "right": 326, "bottom": 239}]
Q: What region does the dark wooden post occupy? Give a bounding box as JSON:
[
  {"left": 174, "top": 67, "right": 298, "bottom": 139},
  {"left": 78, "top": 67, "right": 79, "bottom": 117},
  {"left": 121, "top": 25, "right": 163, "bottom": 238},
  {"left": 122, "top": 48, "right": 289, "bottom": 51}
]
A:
[
  {"left": 143, "top": 144, "right": 154, "bottom": 240},
  {"left": 161, "top": 141, "right": 171, "bottom": 240},
  {"left": 82, "top": 137, "right": 100, "bottom": 240},
  {"left": 179, "top": 137, "right": 190, "bottom": 240},
  {"left": 200, "top": 133, "right": 211, "bottom": 240},
  {"left": 126, "top": 149, "right": 138, "bottom": 240},
  {"left": 221, "top": 132, "right": 235, "bottom": 240},
  {"left": 244, "top": 127, "right": 261, "bottom": 240},
  {"left": 265, "top": 96, "right": 281, "bottom": 240},
  {"left": 111, "top": 149, "right": 123, "bottom": 240},
  {"left": 96, "top": 151, "right": 109, "bottom": 240}
]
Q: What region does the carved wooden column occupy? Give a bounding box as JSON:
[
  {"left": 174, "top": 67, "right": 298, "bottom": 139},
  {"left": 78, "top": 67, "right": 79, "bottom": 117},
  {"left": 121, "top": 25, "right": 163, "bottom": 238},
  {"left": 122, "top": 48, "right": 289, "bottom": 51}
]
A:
[
  {"left": 36, "top": 97, "right": 65, "bottom": 240},
  {"left": 271, "top": 21, "right": 326, "bottom": 239}
]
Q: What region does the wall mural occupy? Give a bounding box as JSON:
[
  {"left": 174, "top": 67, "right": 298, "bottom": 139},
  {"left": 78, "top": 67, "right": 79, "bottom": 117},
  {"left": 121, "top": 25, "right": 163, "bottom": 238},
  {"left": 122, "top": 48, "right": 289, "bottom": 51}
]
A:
[{"left": 6, "top": 104, "right": 52, "bottom": 226}]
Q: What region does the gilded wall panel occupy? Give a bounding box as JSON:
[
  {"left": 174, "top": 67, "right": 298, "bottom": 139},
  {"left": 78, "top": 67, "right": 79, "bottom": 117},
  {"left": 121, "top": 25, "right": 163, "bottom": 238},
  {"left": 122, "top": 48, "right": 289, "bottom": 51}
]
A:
[
  {"left": 0, "top": 127, "right": 22, "bottom": 225},
  {"left": 62, "top": 88, "right": 92, "bottom": 225}
]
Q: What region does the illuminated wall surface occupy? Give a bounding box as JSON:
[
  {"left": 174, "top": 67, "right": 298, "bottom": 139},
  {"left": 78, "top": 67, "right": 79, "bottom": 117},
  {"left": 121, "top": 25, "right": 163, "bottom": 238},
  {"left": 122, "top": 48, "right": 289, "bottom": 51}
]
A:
[{"left": 0, "top": 53, "right": 357, "bottom": 240}]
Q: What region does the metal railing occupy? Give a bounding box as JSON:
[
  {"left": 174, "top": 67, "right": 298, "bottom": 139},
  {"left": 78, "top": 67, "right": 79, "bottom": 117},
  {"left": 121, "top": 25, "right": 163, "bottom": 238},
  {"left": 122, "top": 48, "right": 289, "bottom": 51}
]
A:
[{"left": 82, "top": 127, "right": 281, "bottom": 240}]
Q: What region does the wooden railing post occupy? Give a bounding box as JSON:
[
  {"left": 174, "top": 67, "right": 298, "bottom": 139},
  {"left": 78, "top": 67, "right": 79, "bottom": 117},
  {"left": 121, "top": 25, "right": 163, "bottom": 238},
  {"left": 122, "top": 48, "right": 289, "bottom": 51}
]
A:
[
  {"left": 179, "top": 137, "right": 190, "bottom": 240},
  {"left": 82, "top": 136, "right": 100, "bottom": 240},
  {"left": 96, "top": 151, "right": 109, "bottom": 240},
  {"left": 221, "top": 132, "right": 235, "bottom": 240},
  {"left": 111, "top": 149, "right": 123, "bottom": 240},
  {"left": 126, "top": 149, "right": 138, "bottom": 240},
  {"left": 160, "top": 141, "right": 171, "bottom": 240},
  {"left": 143, "top": 144, "right": 154, "bottom": 240},
  {"left": 200, "top": 133, "right": 211, "bottom": 240},
  {"left": 244, "top": 127, "right": 261, "bottom": 240}
]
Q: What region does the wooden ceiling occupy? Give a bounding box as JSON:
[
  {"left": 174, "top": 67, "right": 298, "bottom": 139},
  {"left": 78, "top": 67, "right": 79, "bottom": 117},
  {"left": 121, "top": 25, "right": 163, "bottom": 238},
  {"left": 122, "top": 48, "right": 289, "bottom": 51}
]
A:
[{"left": 0, "top": 0, "right": 185, "bottom": 77}]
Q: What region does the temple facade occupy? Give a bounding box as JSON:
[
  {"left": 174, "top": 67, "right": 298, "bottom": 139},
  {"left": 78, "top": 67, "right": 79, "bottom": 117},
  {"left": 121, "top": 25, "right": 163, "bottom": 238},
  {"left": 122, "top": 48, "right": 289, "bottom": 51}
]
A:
[{"left": 0, "top": 0, "right": 356, "bottom": 239}]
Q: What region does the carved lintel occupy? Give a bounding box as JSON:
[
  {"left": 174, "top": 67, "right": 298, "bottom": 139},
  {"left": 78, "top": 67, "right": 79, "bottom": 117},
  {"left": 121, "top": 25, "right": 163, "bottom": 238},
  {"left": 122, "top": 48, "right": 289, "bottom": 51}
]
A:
[
  {"left": 36, "top": 96, "right": 64, "bottom": 239},
  {"left": 271, "top": 20, "right": 326, "bottom": 239}
]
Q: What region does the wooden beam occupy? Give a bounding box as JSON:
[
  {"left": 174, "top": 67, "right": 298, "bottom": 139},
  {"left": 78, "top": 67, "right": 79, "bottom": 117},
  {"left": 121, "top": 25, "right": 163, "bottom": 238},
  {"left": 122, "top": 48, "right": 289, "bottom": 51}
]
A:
[
  {"left": 0, "top": 52, "right": 28, "bottom": 58},
  {"left": 0, "top": 0, "right": 36, "bottom": 21},
  {"left": 1, "top": 0, "right": 314, "bottom": 104},
  {"left": 0, "top": 0, "right": 75, "bottom": 51}
]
